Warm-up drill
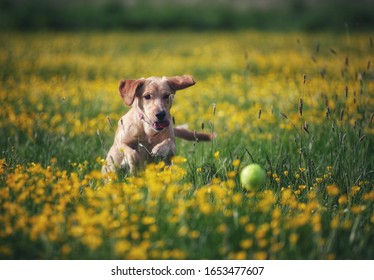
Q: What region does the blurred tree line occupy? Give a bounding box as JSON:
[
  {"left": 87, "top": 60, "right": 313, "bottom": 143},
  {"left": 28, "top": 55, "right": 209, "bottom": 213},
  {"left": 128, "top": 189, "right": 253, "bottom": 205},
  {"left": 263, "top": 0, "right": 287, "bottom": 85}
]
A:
[{"left": 0, "top": 0, "right": 373, "bottom": 31}]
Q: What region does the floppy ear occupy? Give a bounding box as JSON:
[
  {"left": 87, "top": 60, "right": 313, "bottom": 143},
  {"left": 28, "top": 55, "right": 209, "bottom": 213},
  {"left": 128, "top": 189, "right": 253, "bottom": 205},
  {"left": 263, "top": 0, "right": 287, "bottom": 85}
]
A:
[
  {"left": 119, "top": 79, "right": 145, "bottom": 106},
  {"left": 167, "top": 75, "right": 195, "bottom": 92}
]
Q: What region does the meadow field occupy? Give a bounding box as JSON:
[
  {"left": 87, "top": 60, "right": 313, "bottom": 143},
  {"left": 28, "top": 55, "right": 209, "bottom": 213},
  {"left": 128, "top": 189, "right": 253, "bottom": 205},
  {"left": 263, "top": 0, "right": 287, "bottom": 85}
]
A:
[{"left": 0, "top": 31, "right": 373, "bottom": 260}]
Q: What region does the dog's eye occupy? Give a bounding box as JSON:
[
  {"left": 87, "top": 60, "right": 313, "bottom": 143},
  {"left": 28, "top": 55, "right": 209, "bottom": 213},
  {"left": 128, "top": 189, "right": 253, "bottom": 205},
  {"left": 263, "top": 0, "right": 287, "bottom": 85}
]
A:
[
  {"left": 163, "top": 94, "right": 170, "bottom": 100},
  {"left": 143, "top": 94, "right": 151, "bottom": 100}
]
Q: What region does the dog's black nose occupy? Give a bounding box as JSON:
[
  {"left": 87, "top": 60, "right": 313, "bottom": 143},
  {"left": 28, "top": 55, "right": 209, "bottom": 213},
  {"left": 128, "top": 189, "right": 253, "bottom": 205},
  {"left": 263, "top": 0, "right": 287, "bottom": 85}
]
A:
[{"left": 156, "top": 110, "right": 166, "bottom": 121}]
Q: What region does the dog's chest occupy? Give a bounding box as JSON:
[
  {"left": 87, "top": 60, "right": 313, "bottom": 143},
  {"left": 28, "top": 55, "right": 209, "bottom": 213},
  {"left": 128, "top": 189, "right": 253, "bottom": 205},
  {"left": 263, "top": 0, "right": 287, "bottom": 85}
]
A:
[{"left": 137, "top": 132, "right": 166, "bottom": 151}]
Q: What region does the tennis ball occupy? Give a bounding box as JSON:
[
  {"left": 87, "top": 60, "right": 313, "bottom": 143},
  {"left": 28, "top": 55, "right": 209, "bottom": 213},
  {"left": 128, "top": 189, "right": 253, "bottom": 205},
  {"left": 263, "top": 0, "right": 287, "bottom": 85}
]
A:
[{"left": 240, "top": 164, "right": 266, "bottom": 191}]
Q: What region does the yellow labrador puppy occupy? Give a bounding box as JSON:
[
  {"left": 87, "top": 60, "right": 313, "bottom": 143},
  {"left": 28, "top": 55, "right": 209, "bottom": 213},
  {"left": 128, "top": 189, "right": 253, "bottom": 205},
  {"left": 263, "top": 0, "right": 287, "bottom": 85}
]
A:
[{"left": 102, "top": 75, "right": 214, "bottom": 174}]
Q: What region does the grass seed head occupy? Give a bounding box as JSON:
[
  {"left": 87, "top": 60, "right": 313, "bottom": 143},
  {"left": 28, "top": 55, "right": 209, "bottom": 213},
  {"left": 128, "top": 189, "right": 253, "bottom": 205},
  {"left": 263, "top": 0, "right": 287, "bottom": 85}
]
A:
[
  {"left": 326, "top": 106, "right": 330, "bottom": 119},
  {"left": 340, "top": 108, "right": 344, "bottom": 121},
  {"left": 106, "top": 116, "right": 113, "bottom": 129},
  {"left": 299, "top": 98, "right": 303, "bottom": 116},
  {"left": 280, "top": 112, "right": 288, "bottom": 120}
]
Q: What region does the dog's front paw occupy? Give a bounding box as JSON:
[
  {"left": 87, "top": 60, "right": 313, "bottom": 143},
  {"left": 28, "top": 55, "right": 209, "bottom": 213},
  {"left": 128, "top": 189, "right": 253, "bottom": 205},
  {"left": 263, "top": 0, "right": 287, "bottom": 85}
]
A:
[
  {"left": 151, "top": 139, "right": 176, "bottom": 159},
  {"left": 121, "top": 149, "right": 141, "bottom": 174}
]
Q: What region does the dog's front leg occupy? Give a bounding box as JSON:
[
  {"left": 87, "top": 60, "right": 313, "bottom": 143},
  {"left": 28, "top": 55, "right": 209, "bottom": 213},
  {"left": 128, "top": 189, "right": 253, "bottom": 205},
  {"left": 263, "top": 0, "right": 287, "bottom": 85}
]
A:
[
  {"left": 151, "top": 138, "right": 176, "bottom": 161},
  {"left": 120, "top": 146, "right": 141, "bottom": 174}
]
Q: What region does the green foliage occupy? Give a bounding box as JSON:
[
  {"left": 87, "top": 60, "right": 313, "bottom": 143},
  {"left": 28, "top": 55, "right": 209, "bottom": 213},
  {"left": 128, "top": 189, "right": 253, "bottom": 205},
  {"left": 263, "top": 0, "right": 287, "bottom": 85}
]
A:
[
  {"left": 0, "top": 31, "right": 373, "bottom": 260},
  {"left": 1, "top": 0, "right": 374, "bottom": 31}
]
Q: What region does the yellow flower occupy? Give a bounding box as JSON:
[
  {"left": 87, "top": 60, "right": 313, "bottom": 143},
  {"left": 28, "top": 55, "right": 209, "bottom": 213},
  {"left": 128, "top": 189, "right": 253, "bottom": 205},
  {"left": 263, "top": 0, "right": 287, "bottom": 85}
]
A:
[
  {"left": 61, "top": 244, "right": 72, "bottom": 256},
  {"left": 189, "top": 230, "right": 200, "bottom": 239},
  {"left": 338, "top": 195, "right": 348, "bottom": 205},
  {"left": 240, "top": 239, "right": 253, "bottom": 250},
  {"left": 351, "top": 205, "right": 365, "bottom": 214},
  {"left": 217, "top": 224, "right": 227, "bottom": 234},
  {"left": 226, "top": 170, "right": 237, "bottom": 178},
  {"left": 178, "top": 226, "right": 189, "bottom": 236},
  {"left": 363, "top": 191, "right": 374, "bottom": 201},
  {"left": 258, "top": 239, "right": 268, "bottom": 248},
  {"left": 232, "top": 159, "right": 240, "bottom": 167},
  {"left": 316, "top": 177, "right": 323, "bottom": 183},
  {"left": 127, "top": 246, "right": 148, "bottom": 260},
  {"left": 327, "top": 184, "right": 339, "bottom": 196},
  {"left": 0, "top": 245, "right": 12, "bottom": 256},
  {"left": 330, "top": 216, "right": 339, "bottom": 229},
  {"left": 245, "top": 223, "right": 256, "bottom": 234},
  {"left": 289, "top": 233, "right": 299, "bottom": 245},
  {"left": 239, "top": 216, "right": 249, "bottom": 225},
  {"left": 214, "top": 151, "right": 220, "bottom": 159},
  {"left": 142, "top": 216, "right": 156, "bottom": 225},
  {"left": 199, "top": 203, "right": 213, "bottom": 215},
  {"left": 253, "top": 251, "right": 267, "bottom": 260},
  {"left": 232, "top": 251, "right": 247, "bottom": 260},
  {"left": 341, "top": 220, "right": 352, "bottom": 229},
  {"left": 171, "top": 156, "right": 187, "bottom": 165},
  {"left": 350, "top": 186, "right": 360, "bottom": 196},
  {"left": 232, "top": 193, "right": 242, "bottom": 206}
]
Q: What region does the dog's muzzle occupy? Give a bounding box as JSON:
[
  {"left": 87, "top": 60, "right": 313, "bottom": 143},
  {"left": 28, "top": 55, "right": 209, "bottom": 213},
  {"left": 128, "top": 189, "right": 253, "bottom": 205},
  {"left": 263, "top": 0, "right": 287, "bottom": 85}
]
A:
[{"left": 153, "top": 120, "right": 170, "bottom": 131}]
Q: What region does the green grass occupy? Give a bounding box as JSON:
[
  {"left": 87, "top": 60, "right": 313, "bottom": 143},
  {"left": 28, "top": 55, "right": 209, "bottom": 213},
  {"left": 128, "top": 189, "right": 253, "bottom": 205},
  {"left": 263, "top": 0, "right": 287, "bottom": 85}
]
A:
[{"left": 0, "top": 31, "right": 373, "bottom": 260}]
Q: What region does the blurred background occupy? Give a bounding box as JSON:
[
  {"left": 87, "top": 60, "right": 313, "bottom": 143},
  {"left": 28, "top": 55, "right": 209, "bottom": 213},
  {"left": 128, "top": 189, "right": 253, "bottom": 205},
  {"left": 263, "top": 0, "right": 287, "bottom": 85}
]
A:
[{"left": 1, "top": 0, "right": 373, "bottom": 32}]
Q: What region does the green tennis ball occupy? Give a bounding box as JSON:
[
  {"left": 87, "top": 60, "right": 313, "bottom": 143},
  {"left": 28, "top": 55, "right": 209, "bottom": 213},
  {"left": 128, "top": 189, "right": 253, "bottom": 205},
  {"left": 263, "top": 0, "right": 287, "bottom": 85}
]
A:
[{"left": 240, "top": 164, "right": 266, "bottom": 191}]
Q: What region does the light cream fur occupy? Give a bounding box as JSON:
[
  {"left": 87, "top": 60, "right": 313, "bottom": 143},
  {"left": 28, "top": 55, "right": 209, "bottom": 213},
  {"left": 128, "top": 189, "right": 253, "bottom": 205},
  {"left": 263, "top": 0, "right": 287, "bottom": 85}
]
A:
[{"left": 102, "top": 75, "right": 214, "bottom": 174}]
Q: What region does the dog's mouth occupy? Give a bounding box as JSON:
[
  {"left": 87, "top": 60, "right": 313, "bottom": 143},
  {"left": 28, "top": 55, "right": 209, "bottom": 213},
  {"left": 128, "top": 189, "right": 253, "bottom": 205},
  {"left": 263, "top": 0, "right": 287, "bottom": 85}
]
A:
[{"left": 152, "top": 119, "right": 170, "bottom": 131}]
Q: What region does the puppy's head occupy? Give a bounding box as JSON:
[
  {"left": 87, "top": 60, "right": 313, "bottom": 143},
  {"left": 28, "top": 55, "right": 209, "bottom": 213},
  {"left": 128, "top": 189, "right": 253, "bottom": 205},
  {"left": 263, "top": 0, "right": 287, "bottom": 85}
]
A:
[{"left": 119, "top": 75, "right": 195, "bottom": 132}]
